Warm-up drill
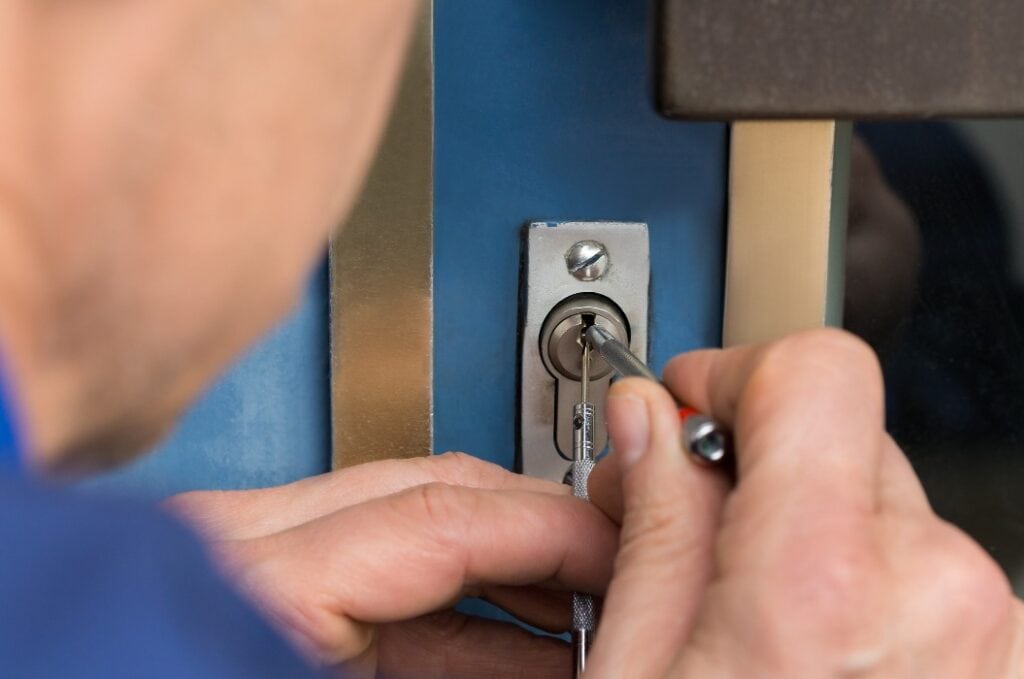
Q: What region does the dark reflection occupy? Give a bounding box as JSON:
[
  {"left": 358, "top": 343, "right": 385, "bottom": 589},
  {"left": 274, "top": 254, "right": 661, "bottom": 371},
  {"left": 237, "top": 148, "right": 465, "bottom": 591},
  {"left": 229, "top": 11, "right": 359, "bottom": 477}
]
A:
[{"left": 846, "top": 121, "right": 1024, "bottom": 587}]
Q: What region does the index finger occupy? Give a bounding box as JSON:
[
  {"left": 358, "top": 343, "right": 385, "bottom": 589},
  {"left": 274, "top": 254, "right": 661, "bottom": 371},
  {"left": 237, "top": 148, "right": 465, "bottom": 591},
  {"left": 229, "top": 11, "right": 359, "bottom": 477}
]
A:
[
  {"left": 233, "top": 485, "right": 618, "bottom": 662},
  {"left": 167, "top": 453, "right": 569, "bottom": 541},
  {"left": 662, "top": 328, "right": 886, "bottom": 516}
]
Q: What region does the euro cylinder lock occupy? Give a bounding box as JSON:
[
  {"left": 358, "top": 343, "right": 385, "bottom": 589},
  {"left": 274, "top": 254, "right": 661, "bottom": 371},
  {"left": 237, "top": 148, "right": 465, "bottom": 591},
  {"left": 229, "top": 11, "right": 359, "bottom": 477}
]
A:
[{"left": 517, "top": 221, "right": 650, "bottom": 483}]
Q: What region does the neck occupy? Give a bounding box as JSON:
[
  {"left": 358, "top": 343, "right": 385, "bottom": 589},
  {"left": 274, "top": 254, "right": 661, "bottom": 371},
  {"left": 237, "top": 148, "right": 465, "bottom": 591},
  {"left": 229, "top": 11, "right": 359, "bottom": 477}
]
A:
[
  {"left": 0, "top": 4, "right": 77, "bottom": 470},
  {"left": 0, "top": 207, "right": 84, "bottom": 472}
]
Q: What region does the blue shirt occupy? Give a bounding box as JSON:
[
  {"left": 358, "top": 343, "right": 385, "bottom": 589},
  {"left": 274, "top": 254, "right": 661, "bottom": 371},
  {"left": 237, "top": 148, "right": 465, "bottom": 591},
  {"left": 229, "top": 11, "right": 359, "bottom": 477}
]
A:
[
  {"left": 0, "top": 357, "right": 21, "bottom": 473},
  {"left": 0, "top": 361, "right": 318, "bottom": 677}
]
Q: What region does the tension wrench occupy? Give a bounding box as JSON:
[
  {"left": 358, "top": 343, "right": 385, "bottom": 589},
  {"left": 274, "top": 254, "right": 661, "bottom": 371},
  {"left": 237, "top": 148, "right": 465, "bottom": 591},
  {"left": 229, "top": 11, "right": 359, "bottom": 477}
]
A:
[{"left": 571, "top": 338, "right": 597, "bottom": 678}]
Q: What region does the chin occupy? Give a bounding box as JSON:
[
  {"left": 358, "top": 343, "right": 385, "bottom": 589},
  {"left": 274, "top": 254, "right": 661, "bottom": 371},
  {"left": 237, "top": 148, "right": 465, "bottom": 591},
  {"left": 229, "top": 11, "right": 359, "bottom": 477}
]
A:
[{"left": 46, "top": 406, "right": 180, "bottom": 477}]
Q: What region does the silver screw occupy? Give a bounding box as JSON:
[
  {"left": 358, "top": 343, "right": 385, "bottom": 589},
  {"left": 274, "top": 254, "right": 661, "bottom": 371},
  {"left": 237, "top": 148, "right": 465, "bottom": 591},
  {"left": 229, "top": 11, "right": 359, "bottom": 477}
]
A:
[{"left": 565, "top": 240, "right": 609, "bottom": 281}]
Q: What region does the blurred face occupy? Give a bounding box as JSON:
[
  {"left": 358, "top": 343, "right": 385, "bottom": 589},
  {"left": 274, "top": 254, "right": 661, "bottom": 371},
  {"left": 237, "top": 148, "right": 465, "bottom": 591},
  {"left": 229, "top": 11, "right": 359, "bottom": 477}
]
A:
[{"left": 20, "top": 1, "right": 418, "bottom": 470}]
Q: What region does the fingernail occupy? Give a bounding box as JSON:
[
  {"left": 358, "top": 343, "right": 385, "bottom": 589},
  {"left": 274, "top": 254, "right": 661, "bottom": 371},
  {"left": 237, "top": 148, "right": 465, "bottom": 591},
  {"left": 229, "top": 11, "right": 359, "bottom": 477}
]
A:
[{"left": 607, "top": 394, "right": 650, "bottom": 469}]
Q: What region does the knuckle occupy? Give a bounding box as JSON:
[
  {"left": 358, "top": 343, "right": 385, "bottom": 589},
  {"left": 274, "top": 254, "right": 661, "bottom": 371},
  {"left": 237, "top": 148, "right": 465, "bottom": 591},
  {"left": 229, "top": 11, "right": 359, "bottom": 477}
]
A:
[
  {"left": 768, "top": 532, "right": 884, "bottom": 640},
  {"left": 801, "top": 552, "right": 871, "bottom": 614},
  {"left": 229, "top": 547, "right": 361, "bottom": 662},
  {"left": 767, "top": 328, "right": 879, "bottom": 378},
  {"left": 924, "top": 526, "right": 1013, "bottom": 634},
  {"left": 745, "top": 329, "right": 882, "bottom": 416},
  {"left": 626, "top": 496, "right": 679, "bottom": 539},
  {"left": 617, "top": 495, "right": 694, "bottom": 566},
  {"left": 424, "top": 451, "right": 503, "bottom": 488},
  {"left": 286, "top": 598, "right": 372, "bottom": 664},
  {"left": 405, "top": 482, "right": 475, "bottom": 544}
]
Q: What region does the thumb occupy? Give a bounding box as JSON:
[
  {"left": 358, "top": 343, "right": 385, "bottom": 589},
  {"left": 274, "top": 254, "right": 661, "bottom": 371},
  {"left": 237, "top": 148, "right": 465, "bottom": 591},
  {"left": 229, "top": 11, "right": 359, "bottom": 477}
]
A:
[{"left": 586, "top": 378, "right": 727, "bottom": 678}]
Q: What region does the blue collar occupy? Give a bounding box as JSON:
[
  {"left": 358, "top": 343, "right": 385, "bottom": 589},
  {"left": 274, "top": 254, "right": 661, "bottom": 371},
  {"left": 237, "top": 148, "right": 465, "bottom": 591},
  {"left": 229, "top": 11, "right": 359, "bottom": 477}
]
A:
[{"left": 0, "top": 355, "right": 24, "bottom": 473}]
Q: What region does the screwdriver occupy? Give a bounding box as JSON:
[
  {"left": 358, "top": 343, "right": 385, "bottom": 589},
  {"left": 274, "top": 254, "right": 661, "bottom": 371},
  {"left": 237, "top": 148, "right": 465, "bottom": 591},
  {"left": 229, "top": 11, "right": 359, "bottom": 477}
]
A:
[{"left": 584, "top": 325, "right": 730, "bottom": 465}]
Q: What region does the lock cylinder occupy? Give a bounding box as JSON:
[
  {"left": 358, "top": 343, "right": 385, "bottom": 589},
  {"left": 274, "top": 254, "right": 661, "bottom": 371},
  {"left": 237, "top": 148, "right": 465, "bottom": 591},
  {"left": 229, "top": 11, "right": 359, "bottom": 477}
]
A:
[
  {"left": 537, "top": 294, "right": 631, "bottom": 461},
  {"left": 539, "top": 295, "right": 629, "bottom": 383}
]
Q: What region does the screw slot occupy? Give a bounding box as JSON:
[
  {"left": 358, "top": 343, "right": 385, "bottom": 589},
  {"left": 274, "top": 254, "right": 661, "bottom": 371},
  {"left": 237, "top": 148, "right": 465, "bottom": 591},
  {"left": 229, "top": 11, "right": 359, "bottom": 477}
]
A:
[{"left": 565, "top": 241, "right": 610, "bottom": 281}]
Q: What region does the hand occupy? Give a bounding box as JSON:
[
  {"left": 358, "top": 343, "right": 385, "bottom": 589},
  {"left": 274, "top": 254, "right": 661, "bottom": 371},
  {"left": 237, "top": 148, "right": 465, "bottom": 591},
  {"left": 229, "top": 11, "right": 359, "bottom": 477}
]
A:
[
  {"left": 587, "top": 329, "right": 1024, "bottom": 677},
  {"left": 165, "top": 453, "right": 618, "bottom": 678}
]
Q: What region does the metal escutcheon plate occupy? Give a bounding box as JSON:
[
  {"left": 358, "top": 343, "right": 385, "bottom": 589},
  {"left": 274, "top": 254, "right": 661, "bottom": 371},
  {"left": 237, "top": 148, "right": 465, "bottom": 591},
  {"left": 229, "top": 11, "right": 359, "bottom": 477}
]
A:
[{"left": 517, "top": 221, "right": 650, "bottom": 482}]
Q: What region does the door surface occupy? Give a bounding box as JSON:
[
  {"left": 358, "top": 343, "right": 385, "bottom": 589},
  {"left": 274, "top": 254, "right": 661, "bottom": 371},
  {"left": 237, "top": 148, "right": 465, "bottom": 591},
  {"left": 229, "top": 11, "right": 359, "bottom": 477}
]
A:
[{"left": 87, "top": 0, "right": 729, "bottom": 497}]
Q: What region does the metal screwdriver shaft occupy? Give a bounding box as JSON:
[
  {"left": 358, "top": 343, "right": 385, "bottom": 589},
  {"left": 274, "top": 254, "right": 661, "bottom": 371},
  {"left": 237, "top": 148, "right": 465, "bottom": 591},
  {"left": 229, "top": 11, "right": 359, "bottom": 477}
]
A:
[{"left": 571, "top": 338, "right": 596, "bottom": 678}]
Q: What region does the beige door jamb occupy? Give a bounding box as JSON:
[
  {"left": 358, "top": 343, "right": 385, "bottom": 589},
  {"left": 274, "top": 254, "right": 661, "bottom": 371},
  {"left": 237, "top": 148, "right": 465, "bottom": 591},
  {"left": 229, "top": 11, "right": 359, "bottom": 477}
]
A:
[{"left": 723, "top": 121, "right": 852, "bottom": 347}]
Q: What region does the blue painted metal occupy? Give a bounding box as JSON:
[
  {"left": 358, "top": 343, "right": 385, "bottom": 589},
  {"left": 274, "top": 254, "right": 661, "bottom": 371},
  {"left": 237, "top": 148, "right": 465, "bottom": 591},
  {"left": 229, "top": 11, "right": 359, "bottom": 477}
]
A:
[
  {"left": 433, "top": 0, "right": 728, "bottom": 469},
  {"left": 82, "top": 262, "right": 331, "bottom": 500}
]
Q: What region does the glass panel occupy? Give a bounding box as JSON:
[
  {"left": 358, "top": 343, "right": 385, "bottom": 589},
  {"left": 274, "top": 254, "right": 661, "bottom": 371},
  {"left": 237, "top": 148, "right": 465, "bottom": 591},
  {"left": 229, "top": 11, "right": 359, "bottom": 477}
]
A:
[{"left": 847, "top": 121, "right": 1024, "bottom": 592}]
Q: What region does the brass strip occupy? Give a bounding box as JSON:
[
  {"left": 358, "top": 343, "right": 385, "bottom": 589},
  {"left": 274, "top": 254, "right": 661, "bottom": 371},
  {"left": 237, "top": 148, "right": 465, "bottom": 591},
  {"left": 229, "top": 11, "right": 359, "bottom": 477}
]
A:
[
  {"left": 329, "top": 3, "right": 433, "bottom": 468},
  {"left": 722, "top": 121, "right": 851, "bottom": 346}
]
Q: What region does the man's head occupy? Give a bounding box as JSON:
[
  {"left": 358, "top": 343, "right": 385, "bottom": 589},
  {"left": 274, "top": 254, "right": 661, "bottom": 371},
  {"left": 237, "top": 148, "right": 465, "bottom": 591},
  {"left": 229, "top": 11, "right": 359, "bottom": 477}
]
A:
[{"left": 0, "top": 1, "right": 418, "bottom": 472}]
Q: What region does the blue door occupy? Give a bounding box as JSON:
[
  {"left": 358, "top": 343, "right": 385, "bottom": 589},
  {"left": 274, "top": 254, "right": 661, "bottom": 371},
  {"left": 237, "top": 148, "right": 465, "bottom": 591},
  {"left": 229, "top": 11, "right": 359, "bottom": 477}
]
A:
[{"left": 433, "top": 0, "right": 728, "bottom": 468}]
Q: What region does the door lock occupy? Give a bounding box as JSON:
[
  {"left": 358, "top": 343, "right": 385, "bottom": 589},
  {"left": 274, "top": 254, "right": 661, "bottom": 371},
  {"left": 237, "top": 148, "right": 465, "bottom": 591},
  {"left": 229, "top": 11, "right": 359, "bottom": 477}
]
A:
[
  {"left": 539, "top": 295, "right": 629, "bottom": 460},
  {"left": 518, "top": 221, "right": 650, "bottom": 483}
]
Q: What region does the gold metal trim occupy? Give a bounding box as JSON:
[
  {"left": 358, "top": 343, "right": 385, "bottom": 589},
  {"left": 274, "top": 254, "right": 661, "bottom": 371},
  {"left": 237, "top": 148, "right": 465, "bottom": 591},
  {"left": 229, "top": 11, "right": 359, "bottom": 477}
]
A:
[
  {"left": 329, "top": 3, "right": 433, "bottom": 468},
  {"left": 722, "top": 121, "right": 851, "bottom": 346}
]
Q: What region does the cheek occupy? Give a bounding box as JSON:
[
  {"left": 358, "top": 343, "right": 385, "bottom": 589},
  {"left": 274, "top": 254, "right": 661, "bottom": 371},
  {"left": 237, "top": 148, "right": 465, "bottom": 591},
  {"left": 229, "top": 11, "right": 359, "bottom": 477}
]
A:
[
  {"left": 43, "top": 4, "right": 331, "bottom": 346},
  {"left": 41, "top": 2, "right": 183, "bottom": 238},
  {"left": 39, "top": 0, "right": 413, "bottom": 385}
]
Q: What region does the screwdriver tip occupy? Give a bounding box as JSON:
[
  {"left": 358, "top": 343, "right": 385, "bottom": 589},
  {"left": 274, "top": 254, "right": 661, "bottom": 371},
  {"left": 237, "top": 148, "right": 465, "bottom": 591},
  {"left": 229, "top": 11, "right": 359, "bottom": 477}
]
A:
[{"left": 585, "top": 324, "right": 613, "bottom": 348}]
